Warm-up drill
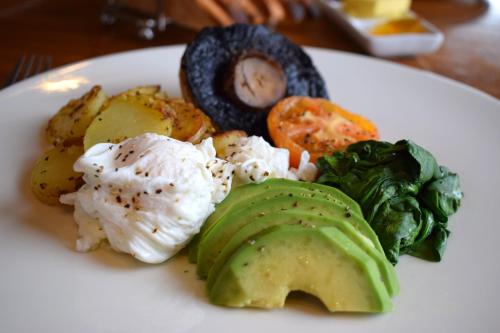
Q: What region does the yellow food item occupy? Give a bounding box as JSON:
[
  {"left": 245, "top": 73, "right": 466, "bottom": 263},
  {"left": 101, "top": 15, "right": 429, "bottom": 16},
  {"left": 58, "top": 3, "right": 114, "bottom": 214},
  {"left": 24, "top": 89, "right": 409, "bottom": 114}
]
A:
[
  {"left": 83, "top": 94, "right": 174, "bottom": 151},
  {"left": 167, "top": 98, "right": 216, "bottom": 144},
  {"left": 212, "top": 130, "right": 248, "bottom": 158},
  {"left": 343, "top": 0, "right": 411, "bottom": 19},
  {"left": 370, "top": 18, "right": 427, "bottom": 35},
  {"left": 46, "top": 86, "right": 107, "bottom": 146},
  {"left": 120, "top": 85, "right": 161, "bottom": 97},
  {"left": 30, "top": 145, "right": 84, "bottom": 205},
  {"left": 119, "top": 85, "right": 170, "bottom": 100}
]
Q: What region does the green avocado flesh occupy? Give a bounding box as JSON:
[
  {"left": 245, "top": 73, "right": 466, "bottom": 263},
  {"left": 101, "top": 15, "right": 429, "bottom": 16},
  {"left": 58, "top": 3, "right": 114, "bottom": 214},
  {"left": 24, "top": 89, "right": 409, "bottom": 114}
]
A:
[
  {"left": 209, "top": 224, "right": 393, "bottom": 313},
  {"left": 188, "top": 179, "right": 363, "bottom": 262},
  {"left": 196, "top": 195, "right": 384, "bottom": 279},
  {"left": 197, "top": 179, "right": 398, "bottom": 312},
  {"left": 205, "top": 179, "right": 364, "bottom": 226},
  {"left": 205, "top": 211, "right": 399, "bottom": 297}
]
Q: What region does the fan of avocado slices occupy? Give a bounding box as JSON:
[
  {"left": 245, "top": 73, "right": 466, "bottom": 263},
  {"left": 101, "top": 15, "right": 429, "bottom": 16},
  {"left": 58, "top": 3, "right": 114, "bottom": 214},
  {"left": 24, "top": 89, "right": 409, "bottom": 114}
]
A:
[
  {"left": 316, "top": 140, "right": 463, "bottom": 265},
  {"left": 193, "top": 179, "right": 399, "bottom": 313}
]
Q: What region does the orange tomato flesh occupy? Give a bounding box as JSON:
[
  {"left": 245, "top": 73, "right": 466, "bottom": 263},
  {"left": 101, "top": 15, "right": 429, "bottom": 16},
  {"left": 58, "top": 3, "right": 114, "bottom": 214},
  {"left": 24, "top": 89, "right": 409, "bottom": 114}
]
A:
[{"left": 267, "top": 97, "right": 379, "bottom": 167}]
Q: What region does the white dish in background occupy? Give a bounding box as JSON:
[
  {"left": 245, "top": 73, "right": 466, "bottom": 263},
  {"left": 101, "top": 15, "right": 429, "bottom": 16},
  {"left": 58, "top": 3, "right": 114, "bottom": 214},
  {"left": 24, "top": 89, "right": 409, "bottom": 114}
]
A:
[
  {"left": 0, "top": 45, "right": 499, "bottom": 333},
  {"left": 319, "top": 0, "right": 444, "bottom": 57}
]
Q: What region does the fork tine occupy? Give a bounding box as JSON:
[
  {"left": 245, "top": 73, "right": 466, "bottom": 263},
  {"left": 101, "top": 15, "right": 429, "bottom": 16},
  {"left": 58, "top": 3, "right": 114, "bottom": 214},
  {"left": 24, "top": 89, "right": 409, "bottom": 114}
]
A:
[
  {"left": 34, "top": 55, "right": 45, "bottom": 75},
  {"left": 22, "top": 54, "right": 36, "bottom": 79},
  {"left": 3, "top": 54, "right": 53, "bottom": 88},
  {"left": 44, "top": 55, "right": 53, "bottom": 72},
  {"left": 3, "top": 54, "right": 26, "bottom": 87},
  {"left": 34, "top": 55, "right": 53, "bottom": 75}
]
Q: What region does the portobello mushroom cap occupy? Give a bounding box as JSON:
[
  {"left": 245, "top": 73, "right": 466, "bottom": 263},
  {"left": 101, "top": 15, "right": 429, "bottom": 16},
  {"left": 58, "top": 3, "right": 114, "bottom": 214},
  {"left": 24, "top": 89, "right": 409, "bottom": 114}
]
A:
[{"left": 180, "top": 24, "right": 329, "bottom": 137}]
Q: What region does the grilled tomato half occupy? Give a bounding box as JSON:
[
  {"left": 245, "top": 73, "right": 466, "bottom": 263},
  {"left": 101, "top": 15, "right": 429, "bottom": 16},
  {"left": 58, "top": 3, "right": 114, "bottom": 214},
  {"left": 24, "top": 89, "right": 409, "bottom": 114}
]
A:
[{"left": 268, "top": 97, "right": 379, "bottom": 167}]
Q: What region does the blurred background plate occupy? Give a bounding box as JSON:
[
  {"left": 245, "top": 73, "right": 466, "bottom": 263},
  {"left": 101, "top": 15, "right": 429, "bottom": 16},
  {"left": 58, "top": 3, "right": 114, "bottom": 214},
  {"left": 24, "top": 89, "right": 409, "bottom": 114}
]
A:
[
  {"left": 319, "top": 0, "right": 445, "bottom": 57},
  {"left": 0, "top": 45, "right": 499, "bottom": 333}
]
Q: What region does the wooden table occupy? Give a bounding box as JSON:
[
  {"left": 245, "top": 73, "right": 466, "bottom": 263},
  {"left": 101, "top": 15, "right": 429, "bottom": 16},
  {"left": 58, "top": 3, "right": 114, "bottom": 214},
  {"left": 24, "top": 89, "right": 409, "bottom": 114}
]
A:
[{"left": 1, "top": 0, "right": 499, "bottom": 98}]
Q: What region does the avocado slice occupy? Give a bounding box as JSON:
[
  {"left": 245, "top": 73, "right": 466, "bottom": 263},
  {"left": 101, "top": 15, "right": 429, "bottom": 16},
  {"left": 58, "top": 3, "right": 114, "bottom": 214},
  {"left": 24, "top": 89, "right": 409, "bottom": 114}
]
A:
[
  {"left": 205, "top": 179, "right": 363, "bottom": 230},
  {"left": 209, "top": 224, "right": 393, "bottom": 313},
  {"left": 188, "top": 179, "right": 363, "bottom": 262},
  {"left": 206, "top": 211, "right": 399, "bottom": 297},
  {"left": 196, "top": 195, "right": 384, "bottom": 279}
]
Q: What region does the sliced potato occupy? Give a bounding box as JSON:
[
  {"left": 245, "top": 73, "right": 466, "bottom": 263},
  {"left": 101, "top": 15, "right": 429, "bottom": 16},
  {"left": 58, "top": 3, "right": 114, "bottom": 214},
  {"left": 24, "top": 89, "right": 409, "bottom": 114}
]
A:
[
  {"left": 167, "top": 98, "right": 216, "bottom": 143},
  {"left": 212, "top": 130, "right": 248, "bottom": 158},
  {"left": 122, "top": 85, "right": 160, "bottom": 96},
  {"left": 83, "top": 94, "right": 174, "bottom": 150},
  {"left": 30, "top": 145, "right": 84, "bottom": 205},
  {"left": 117, "top": 85, "right": 170, "bottom": 102},
  {"left": 46, "top": 86, "right": 107, "bottom": 146},
  {"left": 118, "top": 85, "right": 161, "bottom": 97}
]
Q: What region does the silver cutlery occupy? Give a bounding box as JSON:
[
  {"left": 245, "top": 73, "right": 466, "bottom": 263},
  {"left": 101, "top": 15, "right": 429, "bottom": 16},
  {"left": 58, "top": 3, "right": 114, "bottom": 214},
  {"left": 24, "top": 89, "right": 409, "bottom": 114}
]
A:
[{"left": 3, "top": 54, "right": 52, "bottom": 88}]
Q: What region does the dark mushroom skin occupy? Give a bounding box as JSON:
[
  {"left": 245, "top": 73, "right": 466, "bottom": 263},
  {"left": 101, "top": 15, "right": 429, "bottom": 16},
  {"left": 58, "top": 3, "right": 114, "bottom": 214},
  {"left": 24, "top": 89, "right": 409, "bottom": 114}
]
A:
[{"left": 180, "top": 24, "right": 329, "bottom": 137}]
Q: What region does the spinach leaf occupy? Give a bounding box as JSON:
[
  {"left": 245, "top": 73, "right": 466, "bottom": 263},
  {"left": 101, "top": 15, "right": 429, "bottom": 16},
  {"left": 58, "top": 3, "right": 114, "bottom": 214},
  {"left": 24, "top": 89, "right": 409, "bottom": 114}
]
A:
[
  {"left": 420, "top": 166, "right": 463, "bottom": 222},
  {"left": 317, "top": 140, "right": 463, "bottom": 264}
]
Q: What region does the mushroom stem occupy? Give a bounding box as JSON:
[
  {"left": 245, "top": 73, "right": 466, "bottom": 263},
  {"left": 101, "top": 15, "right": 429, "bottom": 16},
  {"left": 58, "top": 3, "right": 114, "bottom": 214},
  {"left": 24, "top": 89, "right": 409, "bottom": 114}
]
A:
[{"left": 226, "top": 53, "right": 287, "bottom": 111}]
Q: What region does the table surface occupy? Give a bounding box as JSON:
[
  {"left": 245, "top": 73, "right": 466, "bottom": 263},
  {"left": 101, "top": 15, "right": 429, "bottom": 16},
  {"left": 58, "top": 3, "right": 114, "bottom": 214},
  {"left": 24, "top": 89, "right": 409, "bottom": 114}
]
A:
[{"left": 1, "top": 0, "right": 499, "bottom": 98}]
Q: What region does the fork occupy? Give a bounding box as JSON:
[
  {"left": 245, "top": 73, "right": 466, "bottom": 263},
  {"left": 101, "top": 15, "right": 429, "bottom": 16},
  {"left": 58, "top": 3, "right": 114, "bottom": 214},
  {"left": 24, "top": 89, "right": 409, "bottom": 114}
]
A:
[{"left": 3, "top": 54, "right": 52, "bottom": 88}]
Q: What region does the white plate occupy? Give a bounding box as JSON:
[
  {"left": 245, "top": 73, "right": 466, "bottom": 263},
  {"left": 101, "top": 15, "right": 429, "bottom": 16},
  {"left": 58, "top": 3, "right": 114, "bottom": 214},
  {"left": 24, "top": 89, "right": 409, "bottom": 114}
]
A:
[{"left": 0, "top": 46, "right": 499, "bottom": 333}]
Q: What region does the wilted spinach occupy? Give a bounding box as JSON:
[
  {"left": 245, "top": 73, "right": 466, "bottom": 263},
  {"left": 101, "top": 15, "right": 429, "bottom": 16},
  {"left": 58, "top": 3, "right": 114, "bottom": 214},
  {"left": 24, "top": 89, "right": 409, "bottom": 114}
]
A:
[{"left": 316, "top": 140, "right": 463, "bottom": 264}]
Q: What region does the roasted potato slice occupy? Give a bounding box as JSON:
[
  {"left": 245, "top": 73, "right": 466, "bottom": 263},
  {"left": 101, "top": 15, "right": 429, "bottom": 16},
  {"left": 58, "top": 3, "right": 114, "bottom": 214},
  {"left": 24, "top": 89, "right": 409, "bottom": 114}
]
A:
[
  {"left": 121, "top": 85, "right": 160, "bottom": 96},
  {"left": 119, "top": 85, "right": 170, "bottom": 99},
  {"left": 83, "top": 94, "right": 174, "bottom": 150},
  {"left": 167, "top": 98, "right": 216, "bottom": 143},
  {"left": 212, "top": 130, "right": 248, "bottom": 158},
  {"left": 30, "top": 145, "right": 84, "bottom": 205},
  {"left": 117, "top": 85, "right": 170, "bottom": 103},
  {"left": 46, "top": 86, "right": 107, "bottom": 146}
]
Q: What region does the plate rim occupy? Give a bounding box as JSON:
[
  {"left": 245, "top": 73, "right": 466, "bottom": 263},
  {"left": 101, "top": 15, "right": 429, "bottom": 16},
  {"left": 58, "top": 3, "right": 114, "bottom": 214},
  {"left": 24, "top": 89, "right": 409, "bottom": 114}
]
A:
[{"left": 0, "top": 44, "right": 498, "bottom": 106}]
